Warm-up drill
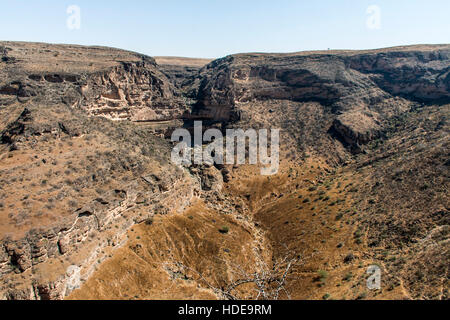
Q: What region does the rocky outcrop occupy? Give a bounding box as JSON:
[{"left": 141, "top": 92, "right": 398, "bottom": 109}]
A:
[
  {"left": 330, "top": 112, "right": 382, "bottom": 152},
  {"left": 77, "top": 62, "right": 186, "bottom": 121},
  {"left": 345, "top": 48, "right": 450, "bottom": 102}
]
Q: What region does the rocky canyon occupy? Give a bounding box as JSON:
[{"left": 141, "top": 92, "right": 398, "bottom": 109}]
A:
[{"left": 0, "top": 42, "right": 448, "bottom": 300}]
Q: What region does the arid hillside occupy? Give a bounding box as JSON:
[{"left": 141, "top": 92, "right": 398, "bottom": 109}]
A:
[
  {"left": 154, "top": 56, "right": 212, "bottom": 67},
  {"left": 0, "top": 42, "right": 448, "bottom": 300}
]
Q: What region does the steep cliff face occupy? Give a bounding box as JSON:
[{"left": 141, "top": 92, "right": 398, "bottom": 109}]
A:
[
  {"left": 189, "top": 45, "right": 450, "bottom": 153},
  {"left": 346, "top": 47, "right": 450, "bottom": 101},
  {"left": 78, "top": 62, "right": 186, "bottom": 121},
  {"left": 0, "top": 42, "right": 187, "bottom": 121}
]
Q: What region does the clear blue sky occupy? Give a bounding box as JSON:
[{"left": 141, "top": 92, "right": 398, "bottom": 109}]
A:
[{"left": 0, "top": 0, "right": 449, "bottom": 58}]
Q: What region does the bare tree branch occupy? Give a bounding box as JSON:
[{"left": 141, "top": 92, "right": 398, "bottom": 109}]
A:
[{"left": 164, "top": 248, "right": 303, "bottom": 300}]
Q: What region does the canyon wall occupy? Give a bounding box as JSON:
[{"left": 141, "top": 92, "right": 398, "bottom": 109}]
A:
[
  {"left": 189, "top": 45, "right": 449, "bottom": 151},
  {"left": 0, "top": 42, "right": 448, "bottom": 299}
]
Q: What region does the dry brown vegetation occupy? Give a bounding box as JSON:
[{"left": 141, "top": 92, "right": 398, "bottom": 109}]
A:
[
  {"left": 0, "top": 101, "right": 172, "bottom": 240},
  {"left": 154, "top": 57, "right": 213, "bottom": 68},
  {"left": 1, "top": 42, "right": 448, "bottom": 300},
  {"left": 69, "top": 156, "right": 418, "bottom": 300}
]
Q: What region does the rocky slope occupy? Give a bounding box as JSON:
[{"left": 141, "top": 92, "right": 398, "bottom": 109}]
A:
[
  {"left": 0, "top": 42, "right": 195, "bottom": 299},
  {"left": 0, "top": 42, "right": 448, "bottom": 300},
  {"left": 0, "top": 100, "right": 196, "bottom": 299}
]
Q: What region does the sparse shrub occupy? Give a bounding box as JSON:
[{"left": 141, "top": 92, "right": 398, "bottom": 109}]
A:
[
  {"left": 219, "top": 226, "right": 229, "bottom": 234},
  {"left": 344, "top": 253, "right": 355, "bottom": 263},
  {"left": 420, "top": 184, "right": 429, "bottom": 190},
  {"left": 357, "top": 292, "right": 367, "bottom": 300},
  {"left": 44, "top": 203, "right": 55, "bottom": 210},
  {"left": 343, "top": 272, "right": 353, "bottom": 281},
  {"left": 317, "top": 270, "right": 328, "bottom": 283}
]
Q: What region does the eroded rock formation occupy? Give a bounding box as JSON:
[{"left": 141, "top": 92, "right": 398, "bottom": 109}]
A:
[
  {"left": 0, "top": 42, "right": 187, "bottom": 121},
  {"left": 188, "top": 45, "right": 449, "bottom": 151}
]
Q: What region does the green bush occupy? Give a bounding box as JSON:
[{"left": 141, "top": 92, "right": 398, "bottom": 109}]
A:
[
  {"left": 219, "top": 226, "right": 229, "bottom": 234},
  {"left": 343, "top": 272, "right": 353, "bottom": 281},
  {"left": 317, "top": 270, "right": 329, "bottom": 283}
]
